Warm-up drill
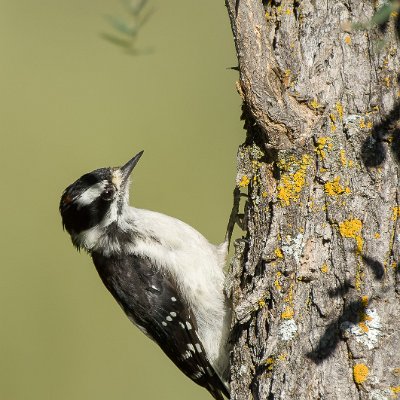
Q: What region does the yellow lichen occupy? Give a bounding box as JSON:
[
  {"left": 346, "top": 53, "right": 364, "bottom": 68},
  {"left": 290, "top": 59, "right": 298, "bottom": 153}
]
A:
[
  {"left": 353, "top": 364, "right": 369, "bottom": 384},
  {"left": 392, "top": 206, "right": 400, "bottom": 221},
  {"left": 391, "top": 386, "right": 400, "bottom": 394},
  {"left": 277, "top": 154, "right": 312, "bottom": 206},
  {"left": 258, "top": 299, "right": 266, "bottom": 308},
  {"left": 315, "top": 137, "right": 332, "bottom": 159},
  {"left": 275, "top": 248, "right": 284, "bottom": 259},
  {"left": 262, "top": 191, "right": 268, "bottom": 198},
  {"left": 321, "top": 263, "right": 329, "bottom": 273},
  {"left": 361, "top": 295, "right": 369, "bottom": 307},
  {"left": 340, "top": 149, "right": 347, "bottom": 166},
  {"left": 359, "top": 118, "right": 366, "bottom": 129},
  {"left": 344, "top": 35, "right": 351, "bottom": 44},
  {"left": 355, "top": 268, "right": 363, "bottom": 291},
  {"left": 324, "top": 176, "right": 351, "bottom": 196},
  {"left": 274, "top": 271, "right": 282, "bottom": 291},
  {"left": 374, "top": 233, "right": 381, "bottom": 239},
  {"left": 278, "top": 353, "right": 287, "bottom": 361},
  {"left": 339, "top": 219, "right": 363, "bottom": 253},
  {"left": 265, "top": 357, "right": 274, "bottom": 370},
  {"left": 336, "top": 102, "right": 344, "bottom": 121},
  {"left": 239, "top": 175, "right": 250, "bottom": 187},
  {"left": 281, "top": 306, "right": 294, "bottom": 319},
  {"left": 310, "top": 98, "right": 321, "bottom": 109}
]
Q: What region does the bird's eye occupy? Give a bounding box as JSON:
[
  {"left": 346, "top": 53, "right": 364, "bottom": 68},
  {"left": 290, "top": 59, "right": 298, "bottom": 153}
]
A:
[{"left": 101, "top": 187, "right": 115, "bottom": 201}]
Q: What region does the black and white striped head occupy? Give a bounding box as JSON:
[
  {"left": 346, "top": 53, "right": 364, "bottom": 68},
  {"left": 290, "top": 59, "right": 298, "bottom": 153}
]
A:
[{"left": 59, "top": 151, "right": 143, "bottom": 249}]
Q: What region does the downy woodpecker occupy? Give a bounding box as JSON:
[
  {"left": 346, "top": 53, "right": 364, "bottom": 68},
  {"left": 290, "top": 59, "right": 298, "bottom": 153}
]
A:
[{"left": 59, "top": 151, "right": 231, "bottom": 399}]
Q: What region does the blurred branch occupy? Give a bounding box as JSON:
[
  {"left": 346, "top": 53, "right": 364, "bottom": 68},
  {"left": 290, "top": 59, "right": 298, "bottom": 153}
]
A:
[
  {"left": 351, "top": 0, "right": 400, "bottom": 40},
  {"left": 102, "top": 0, "right": 154, "bottom": 55}
]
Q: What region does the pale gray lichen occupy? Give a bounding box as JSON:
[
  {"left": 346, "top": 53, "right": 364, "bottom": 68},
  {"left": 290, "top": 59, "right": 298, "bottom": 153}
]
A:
[
  {"left": 340, "top": 308, "right": 382, "bottom": 350},
  {"left": 282, "top": 233, "right": 304, "bottom": 262},
  {"left": 278, "top": 319, "right": 298, "bottom": 341},
  {"left": 369, "top": 388, "right": 391, "bottom": 400}
]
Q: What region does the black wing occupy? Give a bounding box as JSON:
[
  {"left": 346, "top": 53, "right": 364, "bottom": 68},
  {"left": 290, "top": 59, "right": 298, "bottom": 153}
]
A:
[{"left": 92, "top": 252, "right": 229, "bottom": 400}]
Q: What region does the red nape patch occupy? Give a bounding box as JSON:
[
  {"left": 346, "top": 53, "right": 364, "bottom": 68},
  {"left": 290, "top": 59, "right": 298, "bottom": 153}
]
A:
[{"left": 62, "top": 194, "right": 73, "bottom": 205}]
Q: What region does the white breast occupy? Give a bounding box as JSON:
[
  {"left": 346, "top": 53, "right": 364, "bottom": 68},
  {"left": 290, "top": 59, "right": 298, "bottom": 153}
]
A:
[{"left": 127, "top": 208, "right": 230, "bottom": 377}]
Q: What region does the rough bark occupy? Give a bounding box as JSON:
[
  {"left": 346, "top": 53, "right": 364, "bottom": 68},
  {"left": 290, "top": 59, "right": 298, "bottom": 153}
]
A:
[{"left": 225, "top": 1, "right": 400, "bottom": 399}]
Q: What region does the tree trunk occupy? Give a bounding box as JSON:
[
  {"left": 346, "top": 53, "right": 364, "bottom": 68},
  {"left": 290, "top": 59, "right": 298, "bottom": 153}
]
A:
[{"left": 225, "top": 1, "right": 400, "bottom": 399}]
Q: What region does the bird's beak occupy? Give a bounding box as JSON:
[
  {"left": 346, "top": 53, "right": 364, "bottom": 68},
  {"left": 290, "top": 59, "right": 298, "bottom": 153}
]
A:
[{"left": 120, "top": 151, "right": 144, "bottom": 187}]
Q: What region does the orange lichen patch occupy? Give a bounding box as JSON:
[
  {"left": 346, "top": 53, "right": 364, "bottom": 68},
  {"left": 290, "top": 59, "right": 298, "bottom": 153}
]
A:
[
  {"left": 324, "top": 176, "right": 351, "bottom": 196},
  {"left": 281, "top": 306, "right": 294, "bottom": 319},
  {"left": 277, "top": 154, "right": 312, "bottom": 206},
  {"left": 339, "top": 219, "right": 363, "bottom": 253},
  {"left": 374, "top": 233, "right": 381, "bottom": 239},
  {"left": 361, "top": 295, "right": 369, "bottom": 307},
  {"left": 358, "top": 296, "right": 372, "bottom": 331},
  {"left": 353, "top": 364, "right": 369, "bottom": 384},
  {"left": 392, "top": 206, "right": 400, "bottom": 221},
  {"left": 336, "top": 102, "right": 344, "bottom": 121},
  {"left": 359, "top": 312, "right": 372, "bottom": 322},
  {"left": 239, "top": 175, "right": 250, "bottom": 187},
  {"left": 359, "top": 118, "right": 366, "bottom": 129},
  {"left": 344, "top": 34, "right": 351, "bottom": 44},
  {"left": 275, "top": 248, "right": 284, "bottom": 259},
  {"left": 321, "top": 263, "right": 329, "bottom": 273}
]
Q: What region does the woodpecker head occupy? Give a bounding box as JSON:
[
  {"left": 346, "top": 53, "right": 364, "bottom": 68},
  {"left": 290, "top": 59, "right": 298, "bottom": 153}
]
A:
[{"left": 59, "top": 151, "right": 143, "bottom": 249}]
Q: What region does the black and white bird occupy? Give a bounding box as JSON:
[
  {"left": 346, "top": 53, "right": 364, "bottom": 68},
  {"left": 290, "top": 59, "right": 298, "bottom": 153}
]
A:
[{"left": 59, "top": 151, "right": 231, "bottom": 399}]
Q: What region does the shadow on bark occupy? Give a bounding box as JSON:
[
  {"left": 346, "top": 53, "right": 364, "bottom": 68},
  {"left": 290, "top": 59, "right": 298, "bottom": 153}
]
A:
[
  {"left": 361, "top": 254, "right": 385, "bottom": 279},
  {"left": 327, "top": 280, "right": 353, "bottom": 297},
  {"left": 361, "top": 100, "right": 400, "bottom": 167},
  {"left": 306, "top": 299, "right": 368, "bottom": 363}
]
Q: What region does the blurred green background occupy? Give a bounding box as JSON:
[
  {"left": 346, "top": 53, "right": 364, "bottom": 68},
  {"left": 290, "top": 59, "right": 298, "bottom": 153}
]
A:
[{"left": 0, "top": 1, "right": 241, "bottom": 399}]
